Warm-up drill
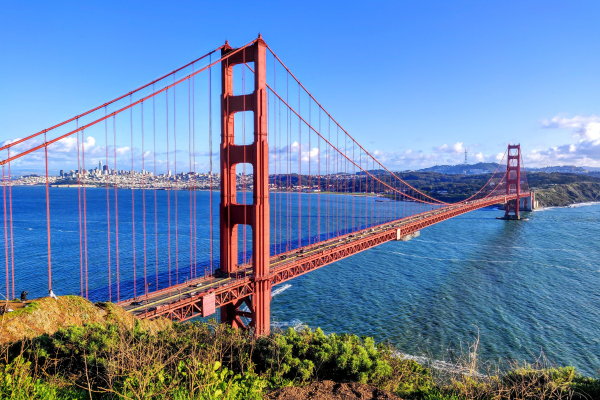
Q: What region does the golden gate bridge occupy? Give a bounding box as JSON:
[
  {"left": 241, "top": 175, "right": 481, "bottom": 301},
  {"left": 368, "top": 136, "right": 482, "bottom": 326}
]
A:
[{"left": 0, "top": 35, "right": 530, "bottom": 336}]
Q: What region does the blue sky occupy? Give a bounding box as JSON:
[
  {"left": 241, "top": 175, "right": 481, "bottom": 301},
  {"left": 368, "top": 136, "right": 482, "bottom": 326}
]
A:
[{"left": 1, "top": 0, "right": 599, "bottom": 173}]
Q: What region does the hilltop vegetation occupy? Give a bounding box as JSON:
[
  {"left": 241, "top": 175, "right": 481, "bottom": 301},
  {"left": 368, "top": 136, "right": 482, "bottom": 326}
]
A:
[
  {"left": 394, "top": 172, "right": 600, "bottom": 204},
  {"left": 533, "top": 182, "right": 600, "bottom": 207},
  {"left": 0, "top": 296, "right": 170, "bottom": 345},
  {"left": 0, "top": 297, "right": 599, "bottom": 399}
]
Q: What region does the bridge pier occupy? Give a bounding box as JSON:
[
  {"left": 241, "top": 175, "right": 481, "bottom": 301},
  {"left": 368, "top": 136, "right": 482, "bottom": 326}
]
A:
[{"left": 220, "top": 35, "right": 271, "bottom": 336}]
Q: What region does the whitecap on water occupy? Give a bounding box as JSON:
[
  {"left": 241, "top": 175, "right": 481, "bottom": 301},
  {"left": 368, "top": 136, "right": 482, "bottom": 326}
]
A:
[
  {"left": 272, "top": 284, "right": 291, "bottom": 297},
  {"left": 271, "top": 318, "right": 308, "bottom": 331}
]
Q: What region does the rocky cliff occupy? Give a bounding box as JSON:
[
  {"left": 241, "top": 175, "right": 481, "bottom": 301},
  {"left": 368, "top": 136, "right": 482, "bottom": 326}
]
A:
[{"left": 534, "top": 182, "right": 600, "bottom": 207}]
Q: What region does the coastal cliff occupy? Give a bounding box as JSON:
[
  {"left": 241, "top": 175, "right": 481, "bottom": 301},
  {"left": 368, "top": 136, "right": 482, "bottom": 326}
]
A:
[{"left": 533, "top": 182, "right": 600, "bottom": 208}]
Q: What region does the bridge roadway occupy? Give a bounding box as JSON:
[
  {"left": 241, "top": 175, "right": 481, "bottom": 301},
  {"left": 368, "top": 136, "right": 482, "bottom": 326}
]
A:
[{"left": 120, "top": 193, "right": 527, "bottom": 321}]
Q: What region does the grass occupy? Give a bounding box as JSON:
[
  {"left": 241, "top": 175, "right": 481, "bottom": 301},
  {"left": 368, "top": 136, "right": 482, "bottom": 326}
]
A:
[{"left": 1, "top": 300, "right": 41, "bottom": 320}]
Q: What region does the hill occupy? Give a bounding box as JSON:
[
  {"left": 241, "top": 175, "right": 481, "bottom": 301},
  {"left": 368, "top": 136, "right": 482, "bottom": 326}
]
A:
[
  {"left": 0, "top": 296, "right": 170, "bottom": 344},
  {"left": 534, "top": 182, "right": 600, "bottom": 207},
  {"left": 417, "top": 162, "right": 502, "bottom": 174}
]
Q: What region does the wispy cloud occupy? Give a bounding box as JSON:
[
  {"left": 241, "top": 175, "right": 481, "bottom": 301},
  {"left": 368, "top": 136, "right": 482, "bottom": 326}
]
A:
[{"left": 526, "top": 114, "right": 600, "bottom": 167}]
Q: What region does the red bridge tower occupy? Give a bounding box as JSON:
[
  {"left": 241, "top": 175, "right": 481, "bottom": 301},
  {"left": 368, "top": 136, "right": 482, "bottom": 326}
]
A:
[
  {"left": 220, "top": 35, "right": 271, "bottom": 336},
  {"left": 504, "top": 144, "right": 521, "bottom": 220}
]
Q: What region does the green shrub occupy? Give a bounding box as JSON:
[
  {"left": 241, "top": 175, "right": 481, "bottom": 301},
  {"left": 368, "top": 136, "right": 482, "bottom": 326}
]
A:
[
  {"left": 254, "top": 327, "right": 392, "bottom": 384},
  {"left": 0, "top": 356, "right": 87, "bottom": 399},
  {"left": 1, "top": 317, "right": 598, "bottom": 400}
]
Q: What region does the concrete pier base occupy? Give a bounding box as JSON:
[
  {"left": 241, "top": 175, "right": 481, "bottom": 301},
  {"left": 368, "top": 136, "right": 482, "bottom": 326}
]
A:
[{"left": 496, "top": 215, "right": 521, "bottom": 220}]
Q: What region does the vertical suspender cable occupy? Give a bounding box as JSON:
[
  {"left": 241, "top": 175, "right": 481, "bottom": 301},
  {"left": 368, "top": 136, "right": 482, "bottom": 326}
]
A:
[
  {"left": 174, "top": 79, "right": 179, "bottom": 284},
  {"left": 317, "top": 109, "right": 321, "bottom": 242},
  {"left": 273, "top": 57, "right": 277, "bottom": 255},
  {"left": 113, "top": 117, "right": 120, "bottom": 302},
  {"left": 188, "top": 78, "right": 193, "bottom": 281},
  {"left": 345, "top": 136, "right": 348, "bottom": 233},
  {"left": 82, "top": 130, "right": 89, "bottom": 299},
  {"left": 105, "top": 108, "right": 111, "bottom": 301},
  {"left": 298, "top": 83, "right": 301, "bottom": 248},
  {"left": 308, "top": 100, "right": 311, "bottom": 243},
  {"left": 142, "top": 102, "right": 147, "bottom": 298},
  {"left": 192, "top": 67, "right": 197, "bottom": 279},
  {"left": 352, "top": 142, "right": 355, "bottom": 232},
  {"left": 166, "top": 89, "right": 171, "bottom": 288},
  {"left": 336, "top": 126, "right": 339, "bottom": 235},
  {"left": 287, "top": 74, "right": 290, "bottom": 251},
  {"left": 8, "top": 151, "right": 14, "bottom": 300},
  {"left": 327, "top": 118, "right": 330, "bottom": 239},
  {"left": 153, "top": 85, "right": 158, "bottom": 289},
  {"left": 77, "top": 122, "right": 83, "bottom": 297},
  {"left": 44, "top": 133, "right": 52, "bottom": 294},
  {"left": 278, "top": 97, "right": 282, "bottom": 253},
  {"left": 208, "top": 55, "right": 213, "bottom": 275},
  {"left": 130, "top": 97, "right": 136, "bottom": 299},
  {"left": 3, "top": 165, "right": 9, "bottom": 300}
]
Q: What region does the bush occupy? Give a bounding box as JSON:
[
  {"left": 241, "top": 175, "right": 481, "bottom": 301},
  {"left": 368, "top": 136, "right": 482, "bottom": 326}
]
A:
[
  {"left": 0, "top": 317, "right": 598, "bottom": 400},
  {"left": 253, "top": 327, "right": 433, "bottom": 397}
]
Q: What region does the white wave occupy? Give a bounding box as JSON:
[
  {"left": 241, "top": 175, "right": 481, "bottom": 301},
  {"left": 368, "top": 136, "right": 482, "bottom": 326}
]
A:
[
  {"left": 535, "top": 201, "right": 600, "bottom": 212},
  {"left": 568, "top": 201, "right": 600, "bottom": 208},
  {"left": 394, "top": 351, "right": 486, "bottom": 378},
  {"left": 533, "top": 206, "right": 558, "bottom": 212},
  {"left": 272, "top": 284, "right": 292, "bottom": 297},
  {"left": 271, "top": 318, "right": 308, "bottom": 331}
]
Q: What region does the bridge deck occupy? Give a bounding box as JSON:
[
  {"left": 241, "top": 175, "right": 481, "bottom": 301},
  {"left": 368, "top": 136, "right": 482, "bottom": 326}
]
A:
[{"left": 120, "top": 194, "right": 527, "bottom": 321}]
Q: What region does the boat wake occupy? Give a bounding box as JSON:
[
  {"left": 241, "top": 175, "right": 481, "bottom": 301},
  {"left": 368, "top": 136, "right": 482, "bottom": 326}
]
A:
[{"left": 272, "top": 284, "right": 292, "bottom": 297}]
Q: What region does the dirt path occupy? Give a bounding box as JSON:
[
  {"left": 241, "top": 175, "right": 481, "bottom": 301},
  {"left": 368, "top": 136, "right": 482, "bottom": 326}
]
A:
[{"left": 266, "top": 380, "right": 402, "bottom": 400}]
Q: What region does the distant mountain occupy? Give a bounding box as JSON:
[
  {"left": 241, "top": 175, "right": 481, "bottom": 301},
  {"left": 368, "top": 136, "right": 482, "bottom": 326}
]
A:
[
  {"left": 414, "top": 163, "right": 600, "bottom": 175},
  {"left": 524, "top": 165, "right": 592, "bottom": 174},
  {"left": 417, "top": 162, "right": 502, "bottom": 175}
]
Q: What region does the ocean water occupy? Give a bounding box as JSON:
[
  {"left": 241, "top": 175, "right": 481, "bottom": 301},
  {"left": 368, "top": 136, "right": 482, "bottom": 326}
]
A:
[{"left": 1, "top": 186, "right": 599, "bottom": 375}]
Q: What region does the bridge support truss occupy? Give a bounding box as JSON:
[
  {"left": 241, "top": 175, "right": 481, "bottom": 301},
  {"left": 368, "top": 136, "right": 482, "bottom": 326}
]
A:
[
  {"left": 504, "top": 144, "right": 521, "bottom": 220},
  {"left": 220, "top": 35, "right": 271, "bottom": 336}
]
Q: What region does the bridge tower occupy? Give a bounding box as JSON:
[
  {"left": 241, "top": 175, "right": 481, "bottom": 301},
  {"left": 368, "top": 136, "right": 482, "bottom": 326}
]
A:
[
  {"left": 220, "top": 35, "right": 271, "bottom": 336},
  {"left": 504, "top": 144, "right": 521, "bottom": 220}
]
